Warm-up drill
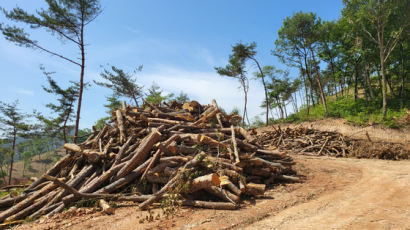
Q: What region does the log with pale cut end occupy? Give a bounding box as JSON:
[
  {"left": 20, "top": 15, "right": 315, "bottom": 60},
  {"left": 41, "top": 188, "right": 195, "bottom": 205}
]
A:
[
  {"left": 99, "top": 199, "right": 114, "bottom": 215},
  {"left": 63, "top": 143, "right": 105, "bottom": 163},
  {"left": 222, "top": 179, "right": 242, "bottom": 196},
  {"left": 205, "top": 186, "right": 240, "bottom": 204},
  {"left": 189, "top": 173, "right": 221, "bottom": 193},
  {"left": 244, "top": 183, "right": 266, "bottom": 195}
]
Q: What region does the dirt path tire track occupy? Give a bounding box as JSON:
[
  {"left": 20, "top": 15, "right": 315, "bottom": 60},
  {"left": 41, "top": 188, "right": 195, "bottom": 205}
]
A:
[{"left": 244, "top": 156, "right": 410, "bottom": 230}]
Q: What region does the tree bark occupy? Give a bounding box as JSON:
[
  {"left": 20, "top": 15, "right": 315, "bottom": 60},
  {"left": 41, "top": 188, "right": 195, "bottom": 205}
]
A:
[
  {"left": 354, "top": 63, "right": 359, "bottom": 101},
  {"left": 399, "top": 41, "right": 405, "bottom": 109},
  {"left": 73, "top": 14, "right": 85, "bottom": 144},
  {"left": 8, "top": 129, "right": 16, "bottom": 185},
  {"left": 365, "top": 63, "right": 375, "bottom": 99},
  {"left": 308, "top": 45, "right": 328, "bottom": 115},
  {"left": 251, "top": 57, "right": 269, "bottom": 126},
  {"left": 116, "top": 129, "right": 161, "bottom": 178}
]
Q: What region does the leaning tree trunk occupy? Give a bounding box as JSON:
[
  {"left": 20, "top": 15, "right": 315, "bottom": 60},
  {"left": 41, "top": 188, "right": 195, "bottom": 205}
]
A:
[
  {"left": 251, "top": 58, "right": 269, "bottom": 126},
  {"left": 74, "top": 21, "right": 85, "bottom": 144},
  {"left": 303, "top": 53, "right": 316, "bottom": 108},
  {"left": 329, "top": 57, "right": 338, "bottom": 98},
  {"left": 8, "top": 130, "right": 17, "bottom": 185},
  {"left": 299, "top": 63, "right": 310, "bottom": 115},
  {"left": 380, "top": 52, "right": 387, "bottom": 119},
  {"left": 309, "top": 45, "right": 328, "bottom": 116},
  {"left": 378, "top": 30, "right": 388, "bottom": 120}
]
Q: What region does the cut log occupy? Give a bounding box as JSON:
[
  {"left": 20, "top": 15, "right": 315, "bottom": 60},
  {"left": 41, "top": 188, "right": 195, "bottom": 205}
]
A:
[
  {"left": 99, "top": 199, "right": 114, "bottom": 215},
  {"left": 181, "top": 200, "right": 237, "bottom": 210},
  {"left": 244, "top": 183, "right": 265, "bottom": 195},
  {"left": 116, "top": 129, "right": 161, "bottom": 178},
  {"left": 0, "top": 182, "right": 57, "bottom": 222},
  {"left": 231, "top": 125, "right": 240, "bottom": 163},
  {"left": 222, "top": 179, "right": 242, "bottom": 196},
  {"left": 113, "top": 134, "right": 136, "bottom": 166},
  {"left": 205, "top": 186, "right": 240, "bottom": 203},
  {"left": 116, "top": 109, "right": 126, "bottom": 144},
  {"left": 189, "top": 173, "right": 220, "bottom": 193}
]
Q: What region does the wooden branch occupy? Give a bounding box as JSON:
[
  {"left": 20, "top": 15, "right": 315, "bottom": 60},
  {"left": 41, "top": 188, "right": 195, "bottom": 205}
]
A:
[
  {"left": 216, "top": 113, "right": 224, "bottom": 128},
  {"left": 98, "top": 157, "right": 152, "bottom": 194},
  {"left": 318, "top": 137, "right": 329, "bottom": 155},
  {"left": 99, "top": 199, "right": 114, "bottom": 215},
  {"left": 139, "top": 149, "right": 161, "bottom": 183},
  {"left": 116, "top": 129, "right": 162, "bottom": 178},
  {"left": 222, "top": 179, "right": 242, "bottom": 196},
  {"left": 205, "top": 186, "right": 240, "bottom": 204},
  {"left": 0, "top": 182, "right": 57, "bottom": 222},
  {"left": 24, "top": 155, "right": 72, "bottom": 192},
  {"left": 231, "top": 125, "right": 240, "bottom": 163},
  {"left": 139, "top": 152, "right": 207, "bottom": 209},
  {"left": 181, "top": 200, "right": 237, "bottom": 210},
  {"left": 113, "top": 134, "right": 136, "bottom": 166},
  {"left": 116, "top": 110, "right": 126, "bottom": 144}
]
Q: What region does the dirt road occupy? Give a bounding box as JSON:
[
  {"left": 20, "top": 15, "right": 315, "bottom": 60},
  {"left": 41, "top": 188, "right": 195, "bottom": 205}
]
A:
[
  {"left": 244, "top": 156, "right": 410, "bottom": 230},
  {"left": 16, "top": 155, "right": 410, "bottom": 230}
]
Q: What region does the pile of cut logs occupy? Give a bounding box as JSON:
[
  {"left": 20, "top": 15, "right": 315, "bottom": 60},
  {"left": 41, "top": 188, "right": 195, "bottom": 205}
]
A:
[
  {"left": 254, "top": 126, "right": 351, "bottom": 157},
  {"left": 253, "top": 126, "right": 409, "bottom": 160},
  {"left": 0, "top": 100, "right": 297, "bottom": 223}
]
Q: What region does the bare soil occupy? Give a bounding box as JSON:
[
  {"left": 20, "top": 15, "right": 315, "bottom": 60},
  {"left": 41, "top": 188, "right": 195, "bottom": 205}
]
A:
[{"left": 14, "top": 154, "right": 410, "bottom": 230}]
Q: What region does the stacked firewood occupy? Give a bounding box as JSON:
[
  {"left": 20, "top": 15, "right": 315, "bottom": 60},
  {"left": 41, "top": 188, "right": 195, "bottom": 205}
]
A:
[
  {"left": 254, "top": 126, "right": 350, "bottom": 157},
  {"left": 0, "top": 100, "right": 297, "bottom": 223},
  {"left": 253, "top": 126, "right": 409, "bottom": 160}
]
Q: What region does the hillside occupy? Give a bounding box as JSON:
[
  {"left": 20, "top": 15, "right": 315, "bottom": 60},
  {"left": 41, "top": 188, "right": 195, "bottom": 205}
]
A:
[{"left": 3, "top": 149, "right": 64, "bottom": 185}]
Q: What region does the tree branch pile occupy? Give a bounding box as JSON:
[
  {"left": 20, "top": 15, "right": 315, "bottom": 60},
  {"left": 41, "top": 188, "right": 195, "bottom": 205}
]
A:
[
  {"left": 0, "top": 100, "right": 297, "bottom": 223},
  {"left": 253, "top": 126, "right": 409, "bottom": 160}
]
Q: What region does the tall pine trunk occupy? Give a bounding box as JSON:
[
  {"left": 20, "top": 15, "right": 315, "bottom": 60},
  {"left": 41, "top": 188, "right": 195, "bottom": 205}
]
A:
[
  {"left": 299, "top": 64, "right": 310, "bottom": 115},
  {"left": 74, "top": 20, "right": 85, "bottom": 143},
  {"left": 251, "top": 58, "right": 269, "bottom": 126},
  {"left": 399, "top": 42, "right": 405, "bottom": 109},
  {"left": 354, "top": 64, "right": 359, "bottom": 101},
  {"left": 309, "top": 45, "right": 328, "bottom": 116},
  {"left": 8, "top": 129, "right": 16, "bottom": 185},
  {"left": 365, "top": 63, "right": 375, "bottom": 99}
]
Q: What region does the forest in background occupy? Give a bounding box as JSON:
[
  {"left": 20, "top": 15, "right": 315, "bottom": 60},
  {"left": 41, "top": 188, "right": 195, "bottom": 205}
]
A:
[{"left": 0, "top": 0, "right": 408, "bottom": 185}]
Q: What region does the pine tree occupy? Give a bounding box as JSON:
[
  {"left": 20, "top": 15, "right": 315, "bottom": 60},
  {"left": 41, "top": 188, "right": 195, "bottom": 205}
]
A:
[
  {"left": 95, "top": 66, "right": 144, "bottom": 106},
  {"left": 0, "top": 100, "right": 30, "bottom": 184},
  {"left": 0, "top": 0, "right": 101, "bottom": 142}
]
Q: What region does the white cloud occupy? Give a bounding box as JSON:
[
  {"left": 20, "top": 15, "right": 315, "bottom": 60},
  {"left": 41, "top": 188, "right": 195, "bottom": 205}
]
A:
[
  {"left": 140, "top": 66, "right": 265, "bottom": 120},
  {"left": 15, "top": 89, "right": 34, "bottom": 96}
]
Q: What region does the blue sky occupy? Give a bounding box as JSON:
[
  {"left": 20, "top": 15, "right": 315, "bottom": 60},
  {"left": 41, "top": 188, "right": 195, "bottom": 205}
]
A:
[{"left": 0, "top": 0, "right": 343, "bottom": 128}]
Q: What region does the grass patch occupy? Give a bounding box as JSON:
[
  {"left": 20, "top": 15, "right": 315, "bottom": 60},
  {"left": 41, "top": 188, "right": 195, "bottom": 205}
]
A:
[{"left": 269, "top": 93, "right": 409, "bottom": 129}]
